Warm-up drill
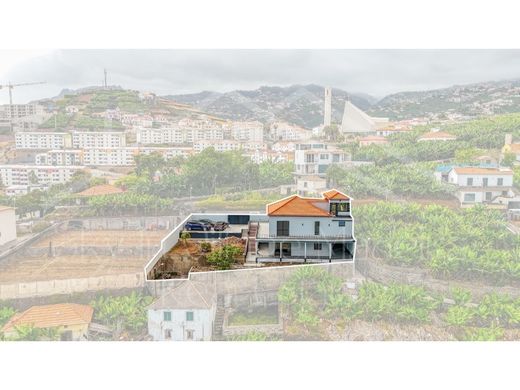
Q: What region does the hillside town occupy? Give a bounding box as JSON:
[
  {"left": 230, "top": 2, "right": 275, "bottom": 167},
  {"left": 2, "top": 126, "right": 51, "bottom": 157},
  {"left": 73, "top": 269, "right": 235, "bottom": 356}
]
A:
[{"left": 2, "top": 74, "right": 520, "bottom": 343}]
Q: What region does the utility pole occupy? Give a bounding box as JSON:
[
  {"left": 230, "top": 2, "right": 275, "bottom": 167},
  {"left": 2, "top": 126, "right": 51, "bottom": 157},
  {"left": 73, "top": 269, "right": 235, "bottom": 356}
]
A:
[{"left": 104, "top": 69, "right": 108, "bottom": 89}]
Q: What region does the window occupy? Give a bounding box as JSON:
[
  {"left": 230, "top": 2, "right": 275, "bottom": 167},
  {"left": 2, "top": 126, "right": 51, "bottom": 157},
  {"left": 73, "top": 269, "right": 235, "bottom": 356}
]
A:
[
  {"left": 314, "top": 221, "right": 320, "bottom": 235},
  {"left": 314, "top": 243, "right": 322, "bottom": 250},
  {"left": 164, "top": 329, "right": 172, "bottom": 339},
  {"left": 163, "top": 311, "right": 172, "bottom": 321},
  {"left": 276, "top": 221, "right": 289, "bottom": 236},
  {"left": 186, "top": 329, "right": 194, "bottom": 340},
  {"left": 332, "top": 154, "right": 340, "bottom": 163},
  {"left": 338, "top": 220, "right": 346, "bottom": 227},
  {"left": 330, "top": 202, "right": 350, "bottom": 215},
  {"left": 320, "top": 153, "right": 328, "bottom": 160},
  {"left": 186, "top": 311, "right": 194, "bottom": 321},
  {"left": 498, "top": 178, "right": 504, "bottom": 186},
  {"left": 464, "top": 193, "right": 476, "bottom": 202},
  {"left": 483, "top": 178, "right": 488, "bottom": 187},
  {"left": 485, "top": 192, "right": 492, "bottom": 201},
  {"left": 467, "top": 177, "right": 473, "bottom": 186}
]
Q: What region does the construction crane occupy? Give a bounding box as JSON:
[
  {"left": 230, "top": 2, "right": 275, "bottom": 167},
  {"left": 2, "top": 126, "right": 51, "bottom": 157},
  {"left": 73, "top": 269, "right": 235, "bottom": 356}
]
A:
[{"left": 0, "top": 81, "right": 46, "bottom": 131}]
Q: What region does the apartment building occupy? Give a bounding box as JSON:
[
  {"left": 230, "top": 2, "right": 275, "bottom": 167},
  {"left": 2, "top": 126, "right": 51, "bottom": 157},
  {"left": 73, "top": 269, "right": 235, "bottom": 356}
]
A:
[
  {"left": 137, "top": 126, "right": 224, "bottom": 145},
  {"left": 0, "top": 104, "right": 45, "bottom": 119},
  {"left": 230, "top": 121, "right": 264, "bottom": 142},
  {"left": 15, "top": 132, "right": 70, "bottom": 150},
  {"left": 271, "top": 122, "right": 312, "bottom": 141},
  {"left": 82, "top": 147, "right": 137, "bottom": 166},
  {"left": 139, "top": 147, "right": 194, "bottom": 159},
  {"left": 0, "top": 164, "right": 85, "bottom": 186},
  {"left": 71, "top": 131, "right": 126, "bottom": 148},
  {"left": 193, "top": 140, "right": 266, "bottom": 153},
  {"left": 35, "top": 149, "right": 84, "bottom": 166}
]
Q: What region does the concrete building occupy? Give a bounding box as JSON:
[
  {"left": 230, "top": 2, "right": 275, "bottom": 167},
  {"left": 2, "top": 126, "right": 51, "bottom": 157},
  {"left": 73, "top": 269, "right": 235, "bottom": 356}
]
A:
[
  {"left": 340, "top": 101, "right": 389, "bottom": 134},
  {"left": 271, "top": 122, "right": 312, "bottom": 141},
  {"left": 436, "top": 166, "right": 515, "bottom": 206},
  {"left": 147, "top": 281, "right": 216, "bottom": 341},
  {"left": 324, "top": 86, "right": 332, "bottom": 127},
  {"left": 0, "top": 164, "right": 85, "bottom": 186},
  {"left": 35, "top": 149, "right": 83, "bottom": 166},
  {"left": 230, "top": 121, "right": 264, "bottom": 142},
  {"left": 0, "top": 104, "right": 44, "bottom": 119},
  {"left": 0, "top": 205, "right": 17, "bottom": 246},
  {"left": 15, "top": 132, "right": 70, "bottom": 150},
  {"left": 82, "top": 147, "right": 137, "bottom": 166},
  {"left": 71, "top": 131, "right": 126, "bottom": 148}
]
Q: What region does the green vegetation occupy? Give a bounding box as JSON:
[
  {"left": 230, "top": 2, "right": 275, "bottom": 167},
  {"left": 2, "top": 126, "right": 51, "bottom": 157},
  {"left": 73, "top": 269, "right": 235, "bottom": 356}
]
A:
[
  {"left": 229, "top": 331, "right": 281, "bottom": 341},
  {"left": 87, "top": 192, "right": 171, "bottom": 216},
  {"left": 195, "top": 191, "right": 282, "bottom": 210},
  {"left": 90, "top": 292, "right": 153, "bottom": 339},
  {"left": 0, "top": 306, "right": 16, "bottom": 328},
  {"left": 327, "top": 163, "right": 452, "bottom": 199},
  {"left": 227, "top": 306, "right": 279, "bottom": 326},
  {"left": 74, "top": 115, "right": 124, "bottom": 130},
  {"left": 206, "top": 244, "right": 242, "bottom": 270},
  {"left": 86, "top": 90, "right": 144, "bottom": 113},
  {"left": 356, "top": 202, "right": 520, "bottom": 283}
]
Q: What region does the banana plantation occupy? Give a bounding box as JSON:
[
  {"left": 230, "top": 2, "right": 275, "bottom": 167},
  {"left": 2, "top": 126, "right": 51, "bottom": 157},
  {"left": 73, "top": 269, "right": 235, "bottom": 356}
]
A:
[{"left": 356, "top": 202, "right": 520, "bottom": 283}]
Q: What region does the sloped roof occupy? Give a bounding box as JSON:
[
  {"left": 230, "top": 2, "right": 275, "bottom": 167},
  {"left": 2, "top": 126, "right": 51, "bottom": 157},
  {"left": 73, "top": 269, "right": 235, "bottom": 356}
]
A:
[
  {"left": 2, "top": 303, "right": 93, "bottom": 332},
  {"left": 149, "top": 281, "right": 215, "bottom": 310},
  {"left": 267, "top": 190, "right": 350, "bottom": 217},
  {"left": 452, "top": 167, "right": 513, "bottom": 176},
  {"left": 75, "top": 184, "right": 124, "bottom": 197},
  {"left": 323, "top": 189, "right": 350, "bottom": 200},
  {"left": 359, "top": 135, "right": 388, "bottom": 142}
]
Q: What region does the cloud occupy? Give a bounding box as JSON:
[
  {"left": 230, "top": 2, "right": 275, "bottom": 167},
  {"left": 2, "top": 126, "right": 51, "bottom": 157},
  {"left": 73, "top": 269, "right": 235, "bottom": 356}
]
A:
[{"left": 1, "top": 49, "right": 520, "bottom": 104}]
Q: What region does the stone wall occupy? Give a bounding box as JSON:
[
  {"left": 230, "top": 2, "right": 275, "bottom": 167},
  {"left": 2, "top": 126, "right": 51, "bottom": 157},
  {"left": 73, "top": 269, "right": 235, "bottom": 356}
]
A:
[{"left": 357, "top": 256, "right": 520, "bottom": 299}]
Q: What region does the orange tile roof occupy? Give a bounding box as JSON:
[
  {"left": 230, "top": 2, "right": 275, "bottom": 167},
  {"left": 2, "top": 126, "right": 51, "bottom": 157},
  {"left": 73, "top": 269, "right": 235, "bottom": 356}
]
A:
[
  {"left": 419, "top": 131, "right": 457, "bottom": 140},
  {"left": 323, "top": 189, "right": 350, "bottom": 200},
  {"left": 2, "top": 303, "right": 94, "bottom": 332},
  {"left": 452, "top": 167, "right": 513, "bottom": 175},
  {"left": 267, "top": 190, "right": 350, "bottom": 216},
  {"left": 507, "top": 144, "right": 520, "bottom": 153},
  {"left": 75, "top": 184, "right": 124, "bottom": 197}
]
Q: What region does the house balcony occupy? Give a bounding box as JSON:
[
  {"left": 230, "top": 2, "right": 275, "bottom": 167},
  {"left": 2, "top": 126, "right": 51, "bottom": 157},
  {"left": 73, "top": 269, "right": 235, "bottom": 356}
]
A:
[{"left": 256, "top": 233, "right": 354, "bottom": 242}]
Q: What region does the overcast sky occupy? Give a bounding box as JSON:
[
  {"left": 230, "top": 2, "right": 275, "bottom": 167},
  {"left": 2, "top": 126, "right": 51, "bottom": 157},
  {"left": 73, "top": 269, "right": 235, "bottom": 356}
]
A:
[{"left": 1, "top": 49, "right": 520, "bottom": 104}]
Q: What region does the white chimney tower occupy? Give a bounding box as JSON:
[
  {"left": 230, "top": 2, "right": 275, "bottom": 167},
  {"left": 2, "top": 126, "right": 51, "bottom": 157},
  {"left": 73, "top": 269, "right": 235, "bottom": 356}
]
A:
[{"left": 324, "top": 87, "right": 332, "bottom": 127}]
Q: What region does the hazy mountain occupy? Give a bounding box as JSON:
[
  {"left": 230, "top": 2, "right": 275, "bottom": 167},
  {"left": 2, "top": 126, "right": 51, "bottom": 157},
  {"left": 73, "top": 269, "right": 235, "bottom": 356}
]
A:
[
  {"left": 368, "top": 79, "right": 520, "bottom": 120},
  {"left": 166, "top": 84, "right": 375, "bottom": 128}
]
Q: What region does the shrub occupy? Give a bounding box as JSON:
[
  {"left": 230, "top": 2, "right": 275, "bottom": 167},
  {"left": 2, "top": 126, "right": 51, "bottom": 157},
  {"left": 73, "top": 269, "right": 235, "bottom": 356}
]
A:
[{"left": 206, "top": 245, "right": 242, "bottom": 270}]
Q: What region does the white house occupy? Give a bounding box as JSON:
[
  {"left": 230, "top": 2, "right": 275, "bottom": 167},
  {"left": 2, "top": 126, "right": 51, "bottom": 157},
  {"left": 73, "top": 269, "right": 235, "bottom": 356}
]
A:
[
  {"left": 0, "top": 205, "right": 17, "bottom": 246},
  {"left": 147, "top": 281, "right": 216, "bottom": 341},
  {"left": 446, "top": 166, "right": 514, "bottom": 205},
  {"left": 253, "top": 189, "right": 356, "bottom": 263}
]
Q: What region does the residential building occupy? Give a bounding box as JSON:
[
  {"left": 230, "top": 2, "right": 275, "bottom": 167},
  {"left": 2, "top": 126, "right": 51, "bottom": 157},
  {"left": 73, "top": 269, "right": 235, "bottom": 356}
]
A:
[
  {"left": 147, "top": 281, "right": 216, "bottom": 341},
  {"left": 0, "top": 164, "right": 85, "bottom": 186},
  {"left": 271, "top": 122, "right": 312, "bottom": 141},
  {"left": 230, "top": 121, "right": 264, "bottom": 142},
  {"left": 376, "top": 125, "right": 412, "bottom": 137},
  {"left": 418, "top": 131, "right": 457, "bottom": 142},
  {"left": 502, "top": 133, "right": 520, "bottom": 162},
  {"left": 271, "top": 141, "right": 296, "bottom": 153},
  {"left": 294, "top": 142, "right": 349, "bottom": 176},
  {"left": 71, "top": 131, "right": 126, "bottom": 148},
  {"left": 15, "top": 131, "right": 70, "bottom": 150},
  {"left": 138, "top": 146, "right": 194, "bottom": 159},
  {"left": 254, "top": 189, "right": 356, "bottom": 262},
  {"left": 0, "top": 205, "right": 16, "bottom": 246},
  {"left": 82, "top": 147, "right": 137, "bottom": 166},
  {"left": 35, "top": 149, "right": 83, "bottom": 166},
  {"left": 4, "top": 184, "right": 47, "bottom": 197},
  {"left": 0, "top": 104, "right": 44, "bottom": 119},
  {"left": 440, "top": 166, "right": 515, "bottom": 206},
  {"left": 65, "top": 105, "right": 80, "bottom": 116},
  {"left": 340, "top": 101, "right": 389, "bottom": 134},
  {"left": 1, "top": 303, "right": 94, "bottom": 341}
]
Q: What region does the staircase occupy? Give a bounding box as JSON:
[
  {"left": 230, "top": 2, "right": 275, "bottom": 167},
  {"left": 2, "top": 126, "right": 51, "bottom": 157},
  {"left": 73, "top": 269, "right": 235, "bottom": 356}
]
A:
[
  {"left": 247, "top": 222, "right": 259, "bottom": 254},
  {"left": 212, "top": 295, "right": 225, "bottom": 340}
]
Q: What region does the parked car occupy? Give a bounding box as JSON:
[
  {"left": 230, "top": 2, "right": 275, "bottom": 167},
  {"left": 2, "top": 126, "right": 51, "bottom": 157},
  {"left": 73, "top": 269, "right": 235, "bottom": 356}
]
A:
[
  {"left": 213, "top": 221, "right": 229, "bottom": 231},
  {"left": 184, "top": 220, "right": 212, "bottom": 231},
  {"left": 198, "top": 219, "right": 216, "bottom": 227}
]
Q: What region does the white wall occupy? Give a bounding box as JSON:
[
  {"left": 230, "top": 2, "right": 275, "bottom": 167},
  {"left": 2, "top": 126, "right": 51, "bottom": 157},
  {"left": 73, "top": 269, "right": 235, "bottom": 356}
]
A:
[
  {"left": 268, "top": 216, "right": 353, "bottom": 237},
  {"left": 147, "top": 308, "right": 214, "bottom": 341},
  {"left": 0, "top": 208, "right": 17, "bottom": 246},
  {"left": 449, "top": 171, "right": 513, "bottom": 187}
]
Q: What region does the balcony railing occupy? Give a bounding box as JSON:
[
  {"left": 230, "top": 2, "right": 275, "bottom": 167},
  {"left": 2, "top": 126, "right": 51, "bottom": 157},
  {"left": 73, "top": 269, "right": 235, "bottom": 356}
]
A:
[{"left": 256, "top": 233, "right": 354, "bottom": 241}]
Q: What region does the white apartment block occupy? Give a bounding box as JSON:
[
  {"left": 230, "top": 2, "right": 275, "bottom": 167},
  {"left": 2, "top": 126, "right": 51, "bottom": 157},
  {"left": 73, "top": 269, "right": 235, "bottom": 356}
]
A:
[
  {"left": 272, "top": 141, "right": 296, "bottom": 153},
  {"left": 82, "top": 148, "right": 137, "bottom": 166},
  {"left": 35, "top": 150, "right": 83, "bottom": 166},
  {"left": 71, "top": 131, "right": 126, "bottom": 148},
  {"left": 137, "top": 126, "right": 224, "bottom": 145},
  {"left": 271, "top": 122, "right": 313, "bottom": 141},
  {"left": 0, "top": 104, "right": 45, "bottom": 119},
  {"left": 230, "top": 121, "right": 264, "bottom": 142},
  {"left": 139, "top": 147, "right": 194, "bottom": 159},
  {"left": 193, "top": 140, "right": 266, "bottom": 153},
  {"left": 0, "top": 165, "right": 85, "bottom": 187},
  {"left": 294, "top": 143, "right": 350, "bottom": 176},
  {"left": 15, "top": 132, "right": 70, "bottom": 150}
]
